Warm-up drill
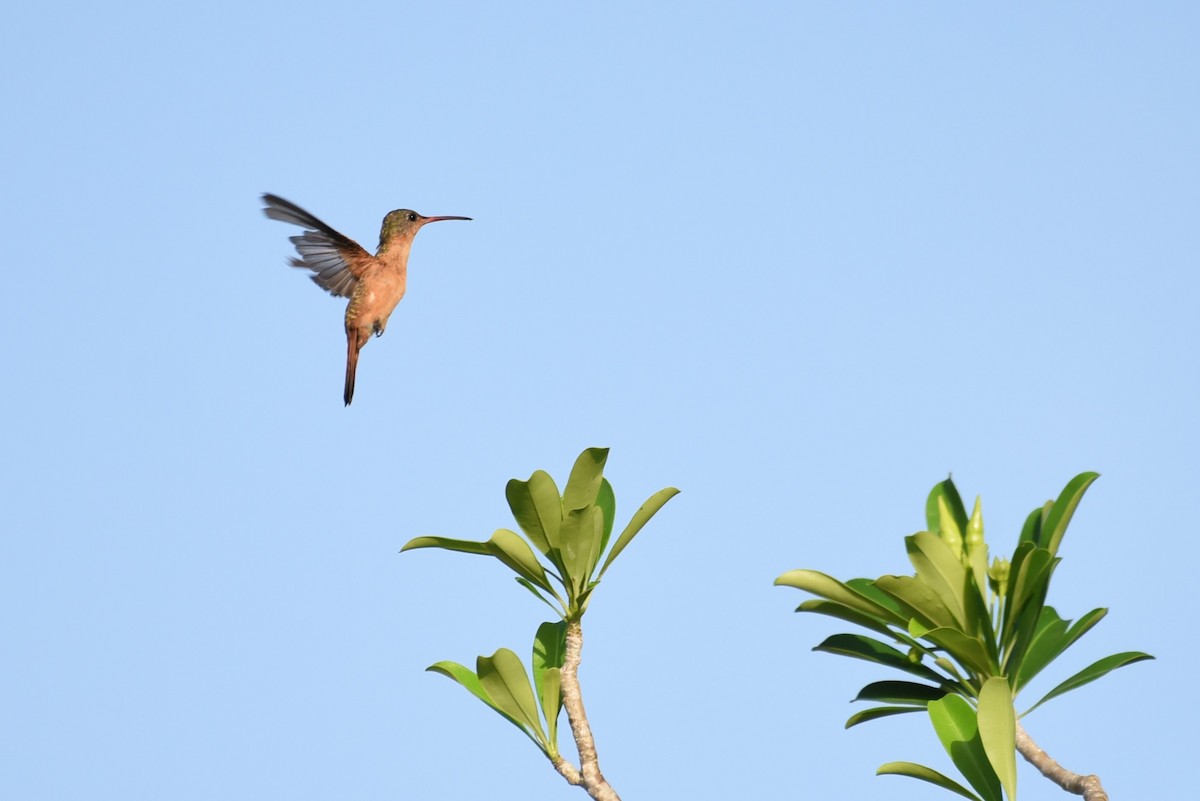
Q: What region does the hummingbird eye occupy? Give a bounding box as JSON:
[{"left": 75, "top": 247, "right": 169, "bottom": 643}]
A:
[{"left": 407, "top": 212, "right": 417, "bottom": 222}]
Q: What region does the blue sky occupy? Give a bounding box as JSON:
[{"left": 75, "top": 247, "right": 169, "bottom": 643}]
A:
[{"left": 3, "top": 3, "right": 1195, "bottom": 799}]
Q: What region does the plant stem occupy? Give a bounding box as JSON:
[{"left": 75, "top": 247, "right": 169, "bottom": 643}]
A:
[
  {"left": 552, "top": 755, "right": 582, "bottom": 785},
  {"left": 1015, "top": 720, "right": 1109, "bottom": 801},
  {"left": 560, "top": 619, "right": 621, "bottom": 801}
]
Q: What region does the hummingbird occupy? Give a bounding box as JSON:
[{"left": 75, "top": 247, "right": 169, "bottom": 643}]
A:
[{"left": 263, "top": 194, "right": 471, "bottom": 405}]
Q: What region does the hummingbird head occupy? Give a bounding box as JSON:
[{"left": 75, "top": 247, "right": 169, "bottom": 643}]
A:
[{"left": 378, "top": 209, "right": 471, "bottom": 251}]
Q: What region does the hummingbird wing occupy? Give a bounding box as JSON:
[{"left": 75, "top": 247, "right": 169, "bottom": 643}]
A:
[{"left": 262, "top": 193, "right": 372, "bottom": 298}]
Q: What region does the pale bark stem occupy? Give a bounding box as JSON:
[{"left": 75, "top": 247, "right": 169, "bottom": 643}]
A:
[
  {"left": 552, "top": 755, "right": 582, "bottom": 786},
  {"left": 559, "top": 619, "right": 621, "bottom": 801},
  {"left": 1015, "top": 720, "right": 1110, "bottom": 801}
]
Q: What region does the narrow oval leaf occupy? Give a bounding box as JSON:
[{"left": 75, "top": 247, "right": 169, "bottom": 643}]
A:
[
  {"left": 429, "top": 660, "right": 547, "bottom": 754},
  {"left": 563, "top": 447, "right": 608, "bottom": 511},
  {"left": 797, "top": 600, "right": 918, "bottom": 646},
  {"left": 538, "top": 667, "right": 563, "bottom": 754},
  {"left": 533, "top": 622, "right": 567, "bottom": 754},
  {"left": 427, "top": 661, "right": 492, "bottom": 708},
  {"left": 581, "top": 506, "right": 606, "bottom": 590},
  {"left": 876, "top": 574, "right": 959, "bottom": 631},
  {"left": 845, "top": 706, "right": 926, "bottom": 729},
  {"left": 515, "top": 577, "right": 565, "bottom": 616},
  {"left": 1061, "top": 607, "right": 1108, "bottom": 648},
  {"left": 920, "top": 626, "right": 996, "bottom": 677},
  {"left": 1022, "top": 651, "right": 1155, "bottom": 717},
  {"left": 1013, "top": 605, "right": 1110, "bottom": 693},
  {"left": 401, "top": 535, "right": 490, "bottom": 555},
  {"left": 814, "top": 633, "right": 947, "bottom": 684},
  {"left": 878, "top": 762, "right": 985, "bottom": 801},
  {"left": 477, "top": 649, "right": 547, "bottom": 748},
  {"left": 527, "top": 471, "right": 565, "bottom": 557},
  {"left": 977, "top": 677, "right": 1017, "bottom": 801},
  {"left": 505, "top": 471, "right": 563, "bottom": 558},
  {"left": 595, "top": 478, "right": 616, "bottom": 557},
  {"left": 559, "top": 506, "right": 603, "bottom": 600},
  {"left": 1002, "top": 550, "right": 1059, "bottom": 676},
  {"left": 505, "top": 477, "right": 549, "bottom": 554},
  {"left": 533, "top": 621, "right": 567, "bottom": 674},
  {"left": 1001, "top": 546, "right": 1054, "bottom": 646},
  {"left": 597, "top": 486, "right": 679, "bottom": 578},
  {"left": 854, "top": 680, "right": 947, "bottom": 705},
  {"left": 906, "top": 532, "right": 969, "bottom": 630},
  {"left": 1018, "top": 504, "right": 1047, "bottom": 547},
  {"left": 1013, "top": 606, "right": 1069, "bottom": 692},
  {"left": 846, "top": 577, "right": 906, "bottom": 615},
  {"left": 776, "top": 570, "right": 906, "bottom": 626},
  {"left": 1041, "top": 472, "right": 1099, "bottom": 555},
  {"left": 487, "top": 528, "right": 555, "bottom": 593},
  {"left": 928, "top": 695, "right": 1002, "bottom": 801}
]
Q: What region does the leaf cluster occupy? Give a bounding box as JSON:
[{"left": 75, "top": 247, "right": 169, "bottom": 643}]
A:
[
  {"left": 776, "top": 473, "right": 1152, "bottom": 801},
  {"left": 401, "top": 448, "right": 678, "bottom": 759},
  {"left": 403, "top": 447, "right": 678, "bottom": 621},
  {"left": 427, "top": 622, "right": 569, "bottom": 758}
]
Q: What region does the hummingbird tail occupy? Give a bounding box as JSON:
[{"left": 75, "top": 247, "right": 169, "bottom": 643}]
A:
[{"left": 344, "top": 337, "right": 359, "bottom": 406}]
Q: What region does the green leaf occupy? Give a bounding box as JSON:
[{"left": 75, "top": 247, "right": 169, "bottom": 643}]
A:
[
  {"left": 1018, "top": 504, "right": 1048, "bottom": 547},
  {"left": 1000, "top": 545, "right": 1056, "bottom": 668},
  {"left": 537, "top": 667, "right": 562, "bottom": 755},
  {"left": 533, "top": 621, "right": 566, "bottom": 679},
  {"left": 1041, "top": 472, "right": 1099, "bottom": 555},
  {"left": 846, "top": 577, "right": 907, "bottom": 615},
  {"left": 796, "top": 600, "right": 920, "bottom": 646},
  {"left": 597, "top": 486, "right": 679, "bottom": 579},
  {"left": 977, "top": 677, "right": 1017, "bottom": 801},
  {"left": 400, "top": 532, "right": 563, "bottom": 601},
  {"left": 926, "top": 476, "right": 969, "bottom": 537},
  {"left": 515, "top": 577, "right": 564, "bottom": 616},
  {"left": 919, "top": 625, "right": 996, "bottom": 678},
  {"left": 928, "top": 694, "right": 1002, "bottom": 801},
  {"left": 559, "top": 505, "right": 603, "bottom": 600},
  {"left": 1060, "top": 607, "right": 1108, "bottom": 650},
  {"left": 477, "top": 649, "right": 547, "bottom": 751},
  {"left": 1014, "top": 606, "right": 1108, "bottom": 692},
  {"left": 505, "top": 470, "right": 563, "bottom": 560},
  {"left": 562, "top": 447, "right": 608, "bottom": 511},
  {"left": 595, "top": 478, "right": 616, "bottom": 561},
  {"left": 400, "top": 535, "right": 490, "bottom": 556},
  {"left": 427, "top": 660, "right": 545, "bottom": 752},
  {"left": 814, "top": 633, "right": 947, "bottom": 684},
  {"left": 906, "top": 532, "right": 970, "bottom": 630},
  {"left": 427, "top": 660, "right": 493, "bottom": 710},
  {"left": 578, "top": 505, "right": 606, "bottom": 589},
  {"left": 878, "top": 762, "right": 985, "bottom": 801},
  {"left": 1022, "top": 651, "right": 1155, "bottom": 716},
  {"left": 1012, "top": 606, "right": 1068, "bottom": 692},
  {"left": 778, "top": 570, "right": 908, "bottom": 626},
  {"left": 486, "top": 529, "right": 556, "bottom": 593},
  {"left": 576, "top": 581, "right": 598, "bottom": 617},
  {"left": 854, "top": 680, "right": 948, "bottom": 705},
  {"left": 533, "top": 622, "right": 566, "bottom": 752},
  {"left": 877, "top": 574, "right": 959, "bottom": 631},
  {"left": 846, "top": 706, "right": 927, "bottom": 728}
]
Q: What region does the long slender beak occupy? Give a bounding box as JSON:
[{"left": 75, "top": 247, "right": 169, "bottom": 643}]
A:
[{"left": 422, "top": 215, "right": 472, "bottom": 224}]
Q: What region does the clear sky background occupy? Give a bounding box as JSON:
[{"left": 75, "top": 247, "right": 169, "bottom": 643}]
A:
[{"left": 3, "top": 3, "right": 1195, "bottom": 799}]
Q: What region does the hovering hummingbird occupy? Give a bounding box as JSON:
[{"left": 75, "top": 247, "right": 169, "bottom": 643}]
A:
[{"left": 263, "top": 194, "right": 471, "bottom": 405}]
